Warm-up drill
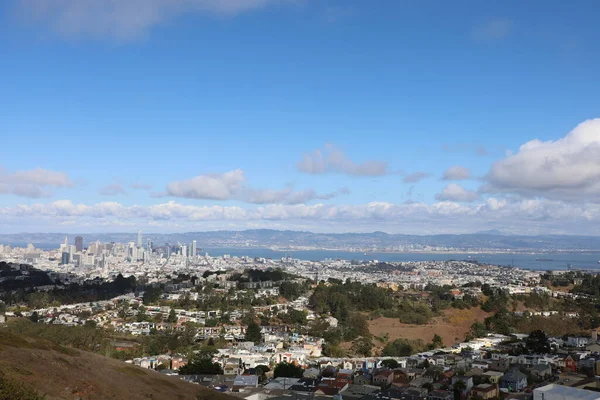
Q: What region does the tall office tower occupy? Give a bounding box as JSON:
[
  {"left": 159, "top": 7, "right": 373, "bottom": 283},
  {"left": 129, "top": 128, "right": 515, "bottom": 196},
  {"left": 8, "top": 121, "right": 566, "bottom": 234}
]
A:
[
  {"left": 68, "top": 245, "right": 76, "bottom": 263},
  {"left": 136, "top": 230, "right": 143, "bottom": 248},
  {"left": 75, "top": 236, "right": 83, "bottom": 252},
  {"left": 60, "top": 235, "right": 68, "bottom": 252},
  {"left": 165, "top": 244, "right": 171, "bottom": 259},
  {"left": 181, "top": 245, "right": 187, "bottom": 257},
  {"left": 61, "top": 252, "right": 70, "bottom": 265},
  {"left": 146, "top": 239, "right": 152, "bottom": 252},
  {"left": 191, "top": 240, "right": 197, "bottom": 257}
]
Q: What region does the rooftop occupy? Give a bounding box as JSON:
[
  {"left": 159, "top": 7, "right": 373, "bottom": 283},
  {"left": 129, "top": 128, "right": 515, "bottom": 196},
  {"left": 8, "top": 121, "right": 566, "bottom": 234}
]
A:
[{"left": 534, "top": 384, "right": 600, "bottom": 400}]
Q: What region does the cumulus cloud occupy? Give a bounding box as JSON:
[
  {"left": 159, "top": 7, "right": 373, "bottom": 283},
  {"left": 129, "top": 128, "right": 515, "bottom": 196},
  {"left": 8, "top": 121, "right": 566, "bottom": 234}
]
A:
[
  {"left": 472, "top": 19, "right": 513, "bottom": 42},
  {"left": 402, "top": 171, "right": 431, "bottom": 183},
  {"left": 17, "top": 0, "right": 292, "bottom": 40},
  {"left": 435, "top": 183, "right": 479, "bottom": 202},
  {"left": 166, "top": 169, "right": 246, "bottom": 200},
  {"left": 484, "top": 118, "right": 600, "bottom": 201},
  {"left": 297, "top": 145, "right": 389, "bottom": 176},
  {"left": 442, "top": 165, "right": 471, "bottom": 180},
  {"left": 3, "top": 197, "right": 600, "bottom": 234},
  {"left": 0, "top": 167, "right": 73, "bottom": 198},
  {"left": 98, "top": 183, "right": 127, "bottom": 196},
  {"left": 165, "top": 169, "right": 347, "bottom": 204}
]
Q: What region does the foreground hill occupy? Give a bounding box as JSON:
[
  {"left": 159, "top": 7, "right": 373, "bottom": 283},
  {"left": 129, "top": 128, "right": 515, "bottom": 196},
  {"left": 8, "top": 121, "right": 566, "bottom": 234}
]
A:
[{"left": 0, "top": 330, "right": 233, "bottom": 400}]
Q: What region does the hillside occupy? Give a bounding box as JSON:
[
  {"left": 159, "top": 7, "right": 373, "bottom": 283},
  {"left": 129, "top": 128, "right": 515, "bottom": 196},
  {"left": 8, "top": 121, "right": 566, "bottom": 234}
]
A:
[
  {"left": 369, "top": 306, "right": 491, "bottom": 349},
  {"left": 0, "top": 330, "right": 233, "bottom": 400}
]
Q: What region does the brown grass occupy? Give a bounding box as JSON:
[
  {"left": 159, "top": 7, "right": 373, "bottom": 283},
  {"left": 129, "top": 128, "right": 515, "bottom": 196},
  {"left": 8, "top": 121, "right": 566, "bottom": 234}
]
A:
[
  {"left": 0, "top": 329, "right": 235, "bottom": 400},
  {"left": 369, "top": 306, "right": 491, "bottom": 348},
  {"left": 115, "top": 365, "right": 147, "bottom": 377}
]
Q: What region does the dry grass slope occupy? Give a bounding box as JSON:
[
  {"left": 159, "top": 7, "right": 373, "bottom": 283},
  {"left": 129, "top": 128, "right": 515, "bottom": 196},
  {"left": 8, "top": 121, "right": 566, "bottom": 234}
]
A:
[
  {"left": 0, "top": 330, "right": 234, "bottom": 400},
  {"left": 369, "top": 306, "right": 491, "bottom": 347}
]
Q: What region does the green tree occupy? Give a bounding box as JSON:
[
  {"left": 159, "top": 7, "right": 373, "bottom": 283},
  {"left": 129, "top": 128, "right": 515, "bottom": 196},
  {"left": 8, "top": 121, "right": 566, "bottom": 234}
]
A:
[
  {"left": 382, "top": 338, "right": 416, "bottom": 357},
  {"left": 179, "top": 357, "right": 222, "bottom": 375},
  {"left": 167, "top": 309, "right": 178, "bottom": 323},
  {"left": 322, "top": 343, "right": 345, "bottom": 357},
  {"left": 26, "top": 292, "right": 49, "bottom": 309},
  {"left": 524, "top": 330, "right": 550, "bottom": 354},
  {"left": 142, "top": 287, "right": 162, "bottom": 305},
  {"left": 204, "top": 318, "right": 218, "bottom": 327},
  {"left": 467, "top": 321, "right": 487, "bottom": 340},
  {"left": 453, "top": 379, "right": 467, "bottom": 400},
  {"left": 381, "top": 359, "right": 399, "bottom": 369},
  {"left": 29, "top": 311, "right": 39, "bottom": 323},
  {"left": 431, "top": 333, "right": 444, "bottom": 349},
  {"left": 136, "top": 305, "right": 150, "bottom": 322},
  {"left": 279, "top": 282, "right": 304, "bottom": 301},
  {"left": 245, "top": 322, "right": 262, "bottom": 345},
  {"left": 351, "top": 336, "right": 373, "bottom": 357},
  {"left": 255, "top": 365, "right": 270, "bottom": 383},
  {"left": 274, "top": 362, "right": 304, "bottom": 378}
]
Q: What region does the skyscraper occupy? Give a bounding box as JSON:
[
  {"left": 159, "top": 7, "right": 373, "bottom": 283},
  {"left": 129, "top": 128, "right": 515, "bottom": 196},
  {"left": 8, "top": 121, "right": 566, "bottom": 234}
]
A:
[
  {"left": 75, "top": 236, "right": 83, "bottom": 252},
  {"left": 136, "top": 230, "right": 143, "bottom": 248},
  {"left": 191, "top": 240, "right": 197, "bottom": 257}
]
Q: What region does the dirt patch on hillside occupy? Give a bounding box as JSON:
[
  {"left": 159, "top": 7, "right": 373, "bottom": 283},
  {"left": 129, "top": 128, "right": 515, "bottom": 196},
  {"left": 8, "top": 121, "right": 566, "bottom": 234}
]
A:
[{"left": 369, "top": 307, "right": 491, "bottom": 348}]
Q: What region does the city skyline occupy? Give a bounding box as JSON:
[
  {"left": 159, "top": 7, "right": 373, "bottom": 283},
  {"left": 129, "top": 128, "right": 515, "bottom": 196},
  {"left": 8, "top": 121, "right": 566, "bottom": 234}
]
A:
[{"left": 2, "top": 1, "right": 600, "bottom": 235}]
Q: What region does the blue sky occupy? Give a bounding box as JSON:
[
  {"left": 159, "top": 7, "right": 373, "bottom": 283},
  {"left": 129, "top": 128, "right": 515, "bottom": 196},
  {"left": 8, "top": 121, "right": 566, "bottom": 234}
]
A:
[{"left": 1, "top": 0, "right": 600, "bottom": 234}]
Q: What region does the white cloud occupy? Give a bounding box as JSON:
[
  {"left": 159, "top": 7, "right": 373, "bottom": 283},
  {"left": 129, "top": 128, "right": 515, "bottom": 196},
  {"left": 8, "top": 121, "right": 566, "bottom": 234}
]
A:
[
  {"left": 442, "top": 165, "right": 471, "bottom": 180},
  {"left": 98, "top": 183, "right": 127, "bottom": 196},
  {"left": 435, "top": 184, "right": 479, "bottom": 202},
  {"left": 17, "top": 0, "right": 293, "bottom": 40},
  {"left": 297, "top": 145, "right": 389, "bottom": 176},
  {"left": 484, "top": 118, "right": 600, "bottom": 201},
  {"left": 0, "top": 166, "right": 73, "bottom": 198},
  {"left": 165, "top": 169, "right": 348, "bottom": 204},
  {"left": 3, "top": 197, "right": 600, "bottom": 234},
  {"left": 402, "top": 171, "right": 431, "bottom": 183},
  {"left": 472, "top": 19, "right": 513, "bottom": 42},
  {"left": 166, "top": 169, "right": 246, "bottom": 200}
]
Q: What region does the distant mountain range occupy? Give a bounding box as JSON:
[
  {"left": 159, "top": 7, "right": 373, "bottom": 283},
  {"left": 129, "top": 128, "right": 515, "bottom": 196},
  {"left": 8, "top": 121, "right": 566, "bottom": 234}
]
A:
[{"left": 1, "top": 229, "right": 600, "bottom": 252}]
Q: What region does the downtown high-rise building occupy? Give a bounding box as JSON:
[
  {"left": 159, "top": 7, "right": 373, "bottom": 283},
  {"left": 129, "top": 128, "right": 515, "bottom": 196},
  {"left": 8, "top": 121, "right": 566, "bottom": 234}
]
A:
[
  {"left": 136, "top": 230, "right": 143, "bottom": 248},
  {"left": 190, "top": 240, "right": 197, "bottom": 257},
  {"left": 75, "top": 236, "right": 83, "bottom": 252}
]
